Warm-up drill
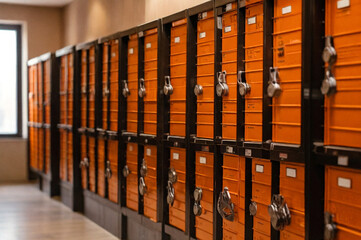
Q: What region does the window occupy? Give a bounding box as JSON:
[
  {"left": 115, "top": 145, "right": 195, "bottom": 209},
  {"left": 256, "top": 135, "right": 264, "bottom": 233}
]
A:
[{"left": 0, "top": 24, "right": 21, "bottom": 137}]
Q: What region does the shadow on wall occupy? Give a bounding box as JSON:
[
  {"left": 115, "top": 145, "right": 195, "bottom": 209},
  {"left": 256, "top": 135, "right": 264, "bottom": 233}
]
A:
[{"left": 0, "top": 138, "right": 27, "bottom": 182}]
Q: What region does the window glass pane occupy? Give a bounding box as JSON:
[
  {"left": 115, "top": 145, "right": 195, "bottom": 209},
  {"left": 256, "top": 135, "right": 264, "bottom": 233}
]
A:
[{"left": 0, "top": 29, "right": 17, "bottom": 134}]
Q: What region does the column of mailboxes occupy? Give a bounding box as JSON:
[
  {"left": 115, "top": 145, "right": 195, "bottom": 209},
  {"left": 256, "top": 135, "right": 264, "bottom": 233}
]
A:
[
  {"left": 28, "top": 53, "right": 59, "bottom": 196},
  {"left": 319, "top": 1, "right": 361, "bottom": 239}
]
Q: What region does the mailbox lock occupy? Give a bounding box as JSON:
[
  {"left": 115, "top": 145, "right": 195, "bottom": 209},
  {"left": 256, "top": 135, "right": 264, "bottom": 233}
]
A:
[
  {"left": 140, "top": 159, "right": 147, "bottom": 177},
  {"left": 238, "top": 71, "right": 251, "bottom": 96},
  {"left": 103, "top": 88, "right": 110, "bottom": 97},
  {"left": 194, "top": 84, "right": 203, "bottom": 96},
  {"left": 81, "top": 86, "right": 87, "bottom": 94},
  {"left": 194, "top": 187, "right": 203, "bottom": 202},
  {"left": 268, "top": 194, "right": 291, "bottom": 231},
  {"left": 193, "top": 202, "right": 203, "bottom": 216},
  {"left": 122, "top": 165, "right": 130, "bottom": 178},
  {"left": 163, "top": 76, "right": 174, "bottom": 96},
  {"left": 249, "top": 201, "right": 257, "bottom": 216},
  {"left": 105, "top": 161, "right": 112, "bottom": 179},
  {"left": 79, "top": 157, "right": 89, "bottom": 168},
  {"left": 193, "top": 187, "right": 203, "bottom": 216},
  {"left": 139, "top": 177, "right": 147, "bottom": 196},
  {"left": 122, "top": 80, "right": 130, "bottom": 98},
  {"left": 167, "top": 181, "right": 175, "bottom": 206},
  {"left": 138, "top": 78, "right": 146, "bottom": 98},
  {"left": 321, "top": 70, "right": 337, "bottom": 96},
  {"left": 323, "top": 36, "right": 337, "bottom": 65},
  {"left": 217, "top": 187, "right": 235, "bottom": 221},
  {"left": 324, "top": 212, "right": 337, "bottom": 240},
  {"left": 267, "top": 67, "right": 281, "bottom": 98},
  {"left": 168, "top": 168, "right": 177, "bottom": 183},
  {"left": 216, "top": 71, "right": 229, "bottom": 97}
]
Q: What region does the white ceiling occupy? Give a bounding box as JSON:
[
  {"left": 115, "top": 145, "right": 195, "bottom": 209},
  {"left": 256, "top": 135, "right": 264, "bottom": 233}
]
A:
[{"left": 0, "top": 0, "right": 73, "bottom": 7}]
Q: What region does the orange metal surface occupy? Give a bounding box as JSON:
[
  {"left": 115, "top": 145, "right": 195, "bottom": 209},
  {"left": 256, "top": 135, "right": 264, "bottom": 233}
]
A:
[
  {"left": 29, "top": 127, "right": 36, "bottom": 169},
  {"left": 89, "top": 137, "right": 96, "bottom": 192},
  {"left": 126, "top": 143, "right": 138, "bottom": 211},
  {"left": 67, "top": 132, "right": 73, "bottom": 183},
  {"left": 325, "top": 166, "right": 361, "bottom": 236},
  {"left": 169, "top": 147, "right": 186, "bottom": 231},
  {"left": 28, "top": 66, "right": 34, "bottom": 123},
  {"left": 170, "top": 19, "right": 187, "bottom": 137},
  {"left": 280, "top": 162, "right": 305, "bottom": 238},
  {"left": 222, "top": 154, "right": 245, "bottom": 239},
  {"left": 81, "top": 134, "right": 87, "bottom": 189},
  {"left": 245, "top": 1, "right": 264, "bottom": 142},
  {"left": 45, "top": 128, "right": 50, "bottom": 174},
  {"left": 127, "top": 34, "right": 138, "bottom": 133},
  {"left": 44, "top": 60, "right": 51, "bottom": 124},
  {"left": 272, "top": 0, "right": 302, "bottom": 144},
  {"left": 37, "top": 63, "right": 43, "bottom": 124},
  {"left": 143, "top": 29, "right": 158, "bottom": 135},
  {"left": 89, "top": 46, "right": 96, "bottom": 129},
  {"left": 252, "top": 158, "right": 272, "bottom": 239},
  {"left": 108, "top": 139, "right": 118, "bottom": 203},
  {"left": 143, "top": 145, "right": 158, "bottom": 221},
  {"left": 97, "top": 139, "right": 105, "bottom": 197},
  {"left": 59, "top": 129, "right": 67, "bottom": 181},
  {"left": 38, "top": 128, "right": 44, "bottom": 171},
  {"left": 195, "top": 151, "right": 214, "bottom": 239},
  {"left": 324, "top": 0, "right": 361, "bottom": 148},
  {"left": 197, "top": 10, "right": 215, "bottom": 139},
  {"left": 80, "top": 50, "right": 87, "bottom": 129},
  {"left": 222, "top": 3, "right": 238, "bottom": 141},
  {"left": 67, "top": 54, "right": 74, "bottom": 126}
]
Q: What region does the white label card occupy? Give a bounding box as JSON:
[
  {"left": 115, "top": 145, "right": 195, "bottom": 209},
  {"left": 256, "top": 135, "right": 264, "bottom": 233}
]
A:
[
  {"left": 245, "top": 149, "right": 252, "bottom": 157},
  {"left": 173, "top": 153, "right": 179, "bottom": 160},
  {"left": 200, "top": 157, "right": 207, "bottom": 164},
  {"left": 138, "top": 31, "right": 144, "bottom": 37},
  {"left": 202, "top": 12, "right": 207, "bottom": 19},
  {"left": 129, "top": 145, "right": 133, "bottom": 151},
  {"left": 337, "top": 0, "right": 350, "bottom": 9},
  {"left": 226, "top": 3, "right": 232, "bottom": 11},
  {"left": 256, "top": 165, "right": 264, "bottom": 173},
  {"left": 174, "top": 37, "right": 180, "bottom": 43},
  {"left": 112, "top": 52, "right": 116, "bottom": 57},
  {"left": 129, "top": 48, "right": 134, "bottom": 54},
  {"left": 146, "top": 148, "right": 151, "bottom": 156},
  {"left": 286, "top": 168, "right": 297, "bottom": 178},
  {"left": 338, "top": 177, "right": 351, "bottom": 189},
  {"left": 282, "top": 5, "right": 292, "bottom": 15},
  {"left": 146, "top": 43, "right": 152, "bottom": 49},
  {"left": 225, "top": 26, "right": 232, "bottom": 33},
  {"left": 338, "top": 155, "right": 349, "bottom": 166},
  {"left": 226, "top": 146, "right": 233, "bottom": 153},
  {"left": 199, "top": 32, "right": 206, "bottom": 39},
  {"left": 248, "top": 17, "right": 256, "bottom": 25}
]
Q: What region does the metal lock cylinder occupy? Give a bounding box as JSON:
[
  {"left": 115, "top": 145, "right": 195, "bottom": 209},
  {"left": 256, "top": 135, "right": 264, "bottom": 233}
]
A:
[
  {"left": 238, "top": 71, "right": 251, "bottom": 96},
  {"left": 139, "top": 177, "right": 147, "bottom": 196},
  {"left": 194, "top": 84, "right": 203, "bottom": 96},
  {"left": 163, "top": 76, "right": 173, "bottom": 96},
  {"left": 217, "top": 187, "right": 235, "bottom": 221},
  {"left": 138, "top": 78, "right": 146, "bottom": 98},
  {"left": 105, "top": 161, "right": 112, "bottom": 179},
  {"left": 249, "top": 201, "right": 257, "bottom": 216},
  {"left": 324, "top": 212, "right": 337, "bottom": 240},
  {"left": 216, "top": 71, "right": 229, "bottom": 97},
  {"left": 140, "top": 159, "right": 147, "bottom": 177},
  {"left": 268, "top": 194, "right": 291, "bottom": 231},
  {"left": 267, "top": 67, "right": 281, "bottom": 98},
  {"left": 167, "top": 181, "right": 175, "bottom": 206},
  {"left": 122, "top": 80, "right": 130, "bottom": 98},
  {"left": 79, "top": 157, "right": 89, "bottom": 168},
  {"left": 103, "top": 88, "right": 110, "bottom": 97},
  {"left": 122, "top": 165, "right": 130, "bottom": 178},
  {"left": 168, "top": 168, "right": 177, "bottom": 184},
  {"left": 321, "top": 70, "right": 337, "bottom": 96},
  {"left": 323, "top": 36, "right": 337, "bottom": 65},
  {"left": 193, "top": 187, "right": 203, "bottom": 216}
]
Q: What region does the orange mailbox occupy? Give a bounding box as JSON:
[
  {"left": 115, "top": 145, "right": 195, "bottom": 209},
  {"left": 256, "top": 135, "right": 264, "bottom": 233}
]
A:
[
  {"left": 218, "top": 154, "right": 246, "bottom": 239},
  {"left": 102, "top": 43, "right": 109, "bottom": 130},
  {"left": 325, "top": 166, "right": 361, "bottom": 239},
  {"left": 97, "top": 138, "right": 105, "bottom": 197},
  {"left": 80, "top": 134, "right": 87, "bottom": 189},
  {"left": 28, "top": 65, "right": 35, "bottom": 123},
  {"left": 88, "top": 137, "right": 96, "bottom": 192},
  {"left": 125, "top": 34, "right": 138, "bottom": 133},
  {"left": 44, "top": 59, "right": 51, "bottom": 174},
  {"left": 143, "top": 28, "right": 158, "bottom": 135},
  {"left": 80, "top": 49, "right": 88, "bottom": 190},
  {"left": 107, "top": 139, "right": 118, "bottom": 203},
  {"left": 194, "top": 151, "right": 214, "bottom": 240},
  {"left": 168, "top": 147, "right": 186, "bottom": 231},
  {"left": 220, "top": 3, "right": 238, "bottom": 141},
  {"left": 196, "top": 10, "right": 215, "bottom": 139},
  {"left": 169, "top": 19, "right": 187, "bottom": 137},
  {"left": 251, "top": 158, "right": 272, "bottom": 239},
  {"left": 89, "top": 47, "right": 96, "bottom": 129},
  {"left": 109, "top": 39, "right": 119, "bottom": 132},
  {"left": 323, "top": 0, "right": 361, "bottom": 149},
  {"left": 270, "top": 0, "right": 302, "bottom": 145},
  {"left": 125, "top": 143, "right": 139, "bottom": 211},
  {"left": 244, "top": 0, "right": 264, "bottom": 142},
  {"left": 142, "top": 145, "right": 158, "bottom": 221}
]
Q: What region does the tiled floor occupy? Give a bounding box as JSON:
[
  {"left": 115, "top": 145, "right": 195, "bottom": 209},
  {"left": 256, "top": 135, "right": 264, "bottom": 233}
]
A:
[{"left": 0, "top": 182, "right": 118, "bottom": 240}]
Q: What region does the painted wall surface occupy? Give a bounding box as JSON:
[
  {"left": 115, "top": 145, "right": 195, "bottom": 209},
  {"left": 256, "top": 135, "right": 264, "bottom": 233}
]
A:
[
  {"left": 63, "top": 0, "right": 209, "bottom": 45},
  {"left": 0, "top": 138, "right": 27, "bottom": 182}
]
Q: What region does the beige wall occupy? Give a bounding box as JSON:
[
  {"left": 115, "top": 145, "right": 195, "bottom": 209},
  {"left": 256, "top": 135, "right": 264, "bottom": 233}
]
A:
[
  {"left": 63, "top": 0, "right": 209, "bottom": 46},
  {"left": 0, "top": 139, "right": 27, "bottom": 182}
]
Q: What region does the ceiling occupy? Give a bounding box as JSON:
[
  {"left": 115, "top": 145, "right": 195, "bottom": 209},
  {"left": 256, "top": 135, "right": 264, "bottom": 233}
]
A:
[{"left": 0, "top": 0, "right": 73, "bottom": 7}]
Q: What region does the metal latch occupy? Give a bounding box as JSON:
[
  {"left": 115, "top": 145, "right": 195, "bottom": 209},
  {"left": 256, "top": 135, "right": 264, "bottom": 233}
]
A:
[
  {"left": 194, "top": 84, "right": 203, "bottom": 96},
  {"left": 140, "top": 158, "right": 147, "bottom": 177},
  {"left": 217, "top": 187, "right": 235, "bottom": 221},
  {"left": 238, "top": 71, "right": 251, "bottom": 96},
  {"left": 138, "top": 78, "right": 146, "bottom": 98},
  {"left": 168, "top": 168, "right": 177, "bottom": 183},
  {"left": 268, "top": 194, "right": 291, "bottom": 231},
  {"left": 122, "top": 165, "right": 130, "bottom": 178},
  {"left": 267, "top": 67, "right": 281, "bottom": 98},
  {"left": 167, "top": 181, "right": 175, "bottom": 206},
  {"left": 324, "top": 212, "right": 337, "bottom": 240},
  {"left": 321, "top": 36, "right": 337, "bottom": 96},
  {"left": 103, "top": 88, "right": 110, "bottom": 97},
  {"left": 193, "top": 187, "right": 203, "bottom": 216},
  {"left": 249, "top": 201, "right": 257, "bottom": 216},
  {"left": 81, "top": 86, "right": 87, "bottom": 94},
  {"left": 216, "top": 71, "right": 229, "bottom": 97},
  {"left": 79, "top": 157, "right": 89, "bottom": 168},
  {"left": 122, "top": 80, "right": 130, "bottom": 98},
  {"left": 163, "top": 76, "right": 173, "bottom": 96},
  {"left": 105, "top": 161, "right": 112, "bottom": 179},
  {"left": 139, "top": 176, "right": 147, "bottom": 196}
]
